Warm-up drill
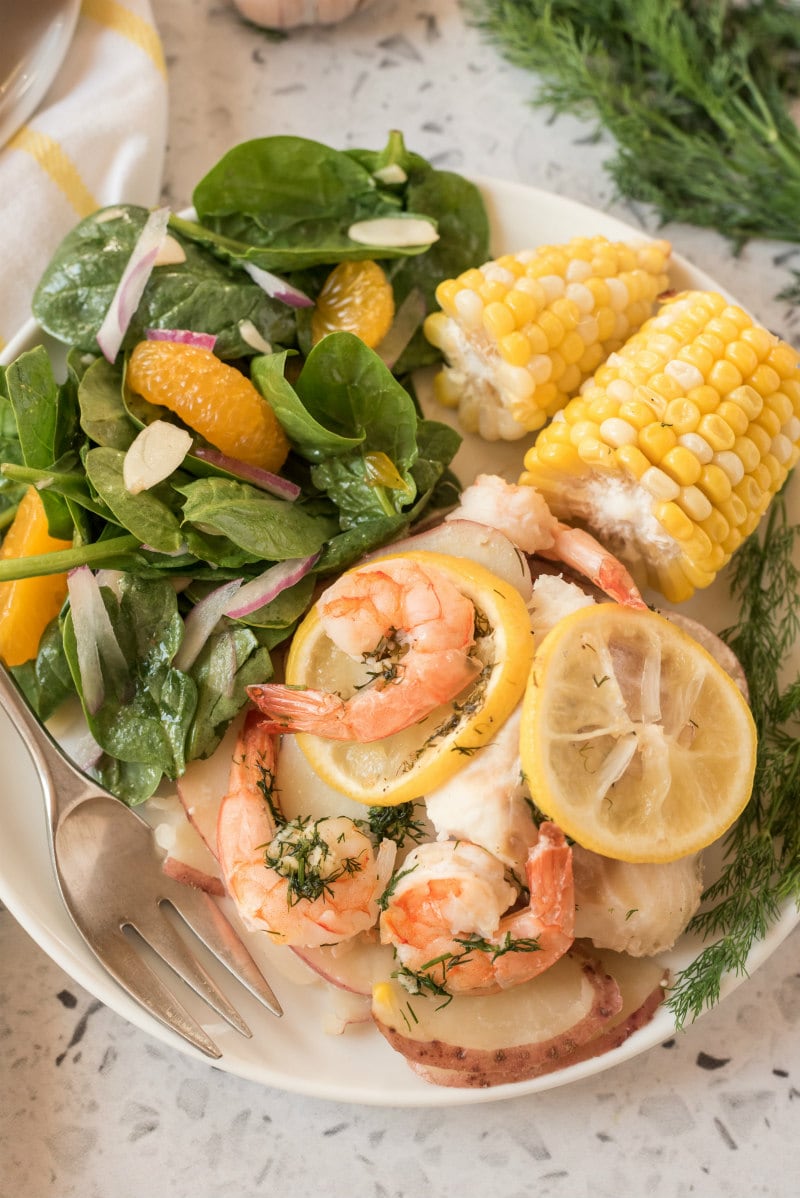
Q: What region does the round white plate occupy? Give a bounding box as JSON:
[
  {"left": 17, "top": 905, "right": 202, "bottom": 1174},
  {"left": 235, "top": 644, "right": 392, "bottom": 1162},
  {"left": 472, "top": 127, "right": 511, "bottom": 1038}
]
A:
[
  {"left": 0, "top": 0, "right": 82, "bottom": 149},
  {"left": 1, "top": 177, "right": 798, "bottom": 1106}
]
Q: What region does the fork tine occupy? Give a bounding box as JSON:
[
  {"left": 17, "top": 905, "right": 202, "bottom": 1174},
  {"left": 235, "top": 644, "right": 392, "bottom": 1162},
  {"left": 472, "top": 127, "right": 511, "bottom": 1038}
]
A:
[
  {"left": 127, "top": 907, "right": 254, "bottom": 1037},
  {"left": 92, "top": 928, "right": 223, "bottom": 1059},
  {"left": 159, "top": 881, "right": 283, "bottom": 1018}
]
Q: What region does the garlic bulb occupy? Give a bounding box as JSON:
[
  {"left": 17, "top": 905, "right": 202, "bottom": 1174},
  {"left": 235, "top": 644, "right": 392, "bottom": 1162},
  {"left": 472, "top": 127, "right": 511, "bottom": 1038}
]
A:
[{"left": 233, "top": 0, "right": 376, "bottom": 29}]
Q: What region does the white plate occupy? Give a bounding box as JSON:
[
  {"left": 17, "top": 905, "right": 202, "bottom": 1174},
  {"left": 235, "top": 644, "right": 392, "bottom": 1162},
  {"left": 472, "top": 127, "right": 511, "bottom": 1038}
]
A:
[
  {"left": 0, "top": 0, "right": 82, "bottom": 149},
  {"left": 1, "top": 177, "right": 798, "bottom": 1106}
]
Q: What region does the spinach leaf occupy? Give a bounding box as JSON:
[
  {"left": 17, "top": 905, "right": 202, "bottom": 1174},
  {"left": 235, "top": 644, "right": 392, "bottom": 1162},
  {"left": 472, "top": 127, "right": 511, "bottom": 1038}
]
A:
[
  {"left": 33, "top": 205, "right": 297, "bottom": 358},
  {"left": 84, "top": 447, "right": 185, "bottom": 553},
  {"left": 389, "top": 168, "right": 490, "bottom": 372},
  {"left": 11, "top": 616, "right": 75, "bottom": 720},
  {"left": 190, "top": 136, "right": 433, "bottom": 271},
  {"left": 90, "top": 756, "right": 163, "bottom": 806},
  {"left": 408, "top": 418, "right": 462, "bottom": 501},
  {"left": 63, "top": 576, "right": 197, "bottom": 780},
  {"left": 78, "top": 358, "right": 137, "bottom": 450},
  {"left": 178, "top": 476, "right": 337, "bottom": 559},
  {"left": 250, "top": 350, "right": 363, "bottom": 461},
  {"left": 295, "top": 332, "right": 418, "bottom": 463},
  {"left": 187, "top": 627, "right": 272, "bottom": 760},
  {"left": 315, "top": 515, "right": 409, "bottom": 574},
  {"left": 4, "top": 347, "right": 76, "bottom": 537}
]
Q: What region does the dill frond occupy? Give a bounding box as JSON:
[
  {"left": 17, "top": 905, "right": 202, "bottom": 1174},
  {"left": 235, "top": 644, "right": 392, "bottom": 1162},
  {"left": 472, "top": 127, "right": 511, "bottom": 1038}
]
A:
[
  {"left": 668, "top": 481, "right": 800, "bottom": 1025},
  {"left": 467, "top": 0, "right": 800, "bottom": 247}
]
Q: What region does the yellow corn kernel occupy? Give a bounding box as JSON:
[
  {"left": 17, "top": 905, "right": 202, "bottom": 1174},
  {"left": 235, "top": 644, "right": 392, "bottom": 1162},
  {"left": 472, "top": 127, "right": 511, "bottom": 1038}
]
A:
[
  {"left": 435, "top": 279, "right": 460, "bottom": 312},
  {"left": 706, "top": 316, "right": 740, "bottom": 344},
  {"left": 725, "top": 340, "right": 760, "bottom": 378},
  {"left": 619, "top": 398, "right": 658, "bottom": 430},
  {"left": 433, "top": 370, "right": 460, "bottom": 409},
  {"left": 586, "top": 393, "right": 620, "bottom": 423},
  {"left": 747, "top": 422, "right": 772, "bottom": 456},
  {"left": 699, "top": 508, "right": 730, "bottom": 546},
  {"left": 697, "top": 413, "right": 736, "bottom": 452},
  {"left": 505, "top": 288, "right": 540, "bottom": 326},
  {"left": 708, "top": 359, "right": 743, "bottom": 395},
  {"left": 638, "top": 422, "right": 678, "bottom": 462},
  {"left": 483, "top": 301, "right": 516, "bottom": 340},
  {"left": 765, "top": 389, "right": 794, "bottom": 424},
  {"left": 652, "top": 499, "right": 695, "bottom": 541},
  {"left": 748, "top": 363, "right": 781, "bottom": 397},
  {"left": 615, "top": 443, "right": 651, "bottom": 479},
  {"left": 697, "top": 463, "right": 732, "bottom": 504},
  {"left": 535, "top": 440, "right": 586, "bottom": 474},
  {"left": 661, "top": 445, "right": 703, "bottom": 487},
  {"left": 498, "top": 331, "right": 533, "bottom": 367},
  {"left": 727, "top": 385, "right": 763, "bottom": 421},
  {"left": 663, "top": 398, "right": 701, "bottom": 435},
  {"left": 767, "top": 343, "right": 800, "bottom": 379},
  {"left": 715, "top": 400, "right": 750, "bottom": 438},
  {"left": 754, "top": 406, "right": 782, "bottom": 438}
]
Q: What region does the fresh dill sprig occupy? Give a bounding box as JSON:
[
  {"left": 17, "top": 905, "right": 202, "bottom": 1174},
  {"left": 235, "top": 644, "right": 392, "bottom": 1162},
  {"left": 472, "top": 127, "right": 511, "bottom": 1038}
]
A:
[
  {"left": 668, "top": 482, "right": 800, "bottom": 1028},
  {"left": 365, "top": 801, "right": 427, "bottom": 847},
  {"left": 467, "top": 0, "right": 800, "bottom": 247}
]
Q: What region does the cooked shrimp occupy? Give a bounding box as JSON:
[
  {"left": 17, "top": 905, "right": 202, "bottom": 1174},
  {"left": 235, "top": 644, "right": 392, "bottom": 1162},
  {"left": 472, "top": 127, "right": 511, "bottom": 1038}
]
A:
[
  {"left": 380, "top": 823, "right": 574, "bottom": 995},
  {"left": 248, "top": 557, "right": 481, "bottom": 742},
  {"left": 217, "top": 711, "right": 394, "bottom": 946},
  {"left": 447, "top": 473, "right": 647, "bottom": 608}
]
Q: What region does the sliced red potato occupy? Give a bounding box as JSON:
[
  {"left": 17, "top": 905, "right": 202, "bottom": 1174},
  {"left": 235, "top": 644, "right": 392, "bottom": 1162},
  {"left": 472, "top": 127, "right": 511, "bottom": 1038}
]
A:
[
  {"left": 371, "top": 950, "right": 622, "bottom": 1088},
  {"left": 150, "top": 794, "right": 225, "bottom": 896},
  {"left": 560, "top": 947, "right": 668, "bottom": 1069},
  {"left": 292, "top": 930, "right": 396, "bottom": 996},
  {"left": 176, "top": 714, "right": 244, "bottom": 857}
]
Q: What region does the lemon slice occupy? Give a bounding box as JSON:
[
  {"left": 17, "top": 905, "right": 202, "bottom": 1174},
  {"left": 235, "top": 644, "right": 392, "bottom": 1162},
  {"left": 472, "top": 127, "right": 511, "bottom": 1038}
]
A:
[
  {"left": 284, "top": 550, "right": 534, "bottom": 806},
  {"left": 520, "top": 604, "right": 757, "bottom": 863}
]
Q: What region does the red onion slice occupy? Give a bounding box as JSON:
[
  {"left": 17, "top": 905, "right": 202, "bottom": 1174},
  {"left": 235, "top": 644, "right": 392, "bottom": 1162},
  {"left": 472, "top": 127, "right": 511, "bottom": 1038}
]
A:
[
  {"left": 192, "top": 446, "right": 300, "bottom": 500},
  {"left": 243, "top": 261, "right": 313, "bottom": 308},
  {"left": 67, "top": 566, "right": 128, "bottom": 715},
  {"left": 375, "top": 287, "right": 426, "bottom": 369},
  {"left": 96, "top": 206, "right": 171, "bottom": 362},
  {"left": 174, "top": 578, "right": 244, "bottom": 673},
  {"left": 224, "top": 554, "right": 319, "bottom": 619},
  {"left": 146, "top": 328, "right": 217, "bottom": 351}
]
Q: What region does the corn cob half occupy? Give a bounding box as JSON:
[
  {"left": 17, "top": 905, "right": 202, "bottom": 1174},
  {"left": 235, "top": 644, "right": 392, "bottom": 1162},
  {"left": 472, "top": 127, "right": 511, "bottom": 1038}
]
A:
[
  {"left": 423, "top": 235, "right": 671, "bottom": 441},
  {"left": 520, "top": 290, "right": 800, "bottom": 603}
]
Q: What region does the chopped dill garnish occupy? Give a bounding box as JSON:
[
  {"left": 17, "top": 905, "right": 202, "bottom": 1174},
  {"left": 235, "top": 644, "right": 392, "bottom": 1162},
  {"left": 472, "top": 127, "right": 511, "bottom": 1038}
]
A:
[
  {"left": 365, "top": 801, "right": 427, "bottom": 847},
  {"left": 265, "top": 816, "right": 363, "bottom": 906},
  {"left": 378, "top": 862, "right": 419, "bottom": 911},
  {"left": 668, "top": 483, "right": 800, "bottom": 1028}
]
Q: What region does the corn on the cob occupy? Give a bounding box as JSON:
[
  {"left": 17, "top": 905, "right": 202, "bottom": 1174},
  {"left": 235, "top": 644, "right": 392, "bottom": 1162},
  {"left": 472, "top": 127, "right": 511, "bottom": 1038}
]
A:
[
  {"left": 423, "top": 235, "right": 671, "bottom": 441},
  {"left": 520, "top": 290, "right": 800, "bottom": 603}
]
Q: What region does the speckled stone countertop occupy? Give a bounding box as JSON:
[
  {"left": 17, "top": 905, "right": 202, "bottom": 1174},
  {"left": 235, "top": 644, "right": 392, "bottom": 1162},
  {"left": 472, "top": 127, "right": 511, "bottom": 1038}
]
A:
[{"left": 3, "top": 2, "right": 800, "bottom": 1195}]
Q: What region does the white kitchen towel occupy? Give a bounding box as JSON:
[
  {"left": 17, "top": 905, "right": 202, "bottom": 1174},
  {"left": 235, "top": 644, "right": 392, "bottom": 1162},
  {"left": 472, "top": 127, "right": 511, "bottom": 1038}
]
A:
[{"left": 0, "top": 0, "right": 167, "bottom": 351}]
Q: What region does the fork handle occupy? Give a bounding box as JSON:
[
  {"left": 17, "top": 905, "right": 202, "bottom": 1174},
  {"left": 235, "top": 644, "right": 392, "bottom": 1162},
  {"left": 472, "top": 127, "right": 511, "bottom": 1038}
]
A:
[{"left": 0, "top": 663, "right": 95, "bottom": 832}]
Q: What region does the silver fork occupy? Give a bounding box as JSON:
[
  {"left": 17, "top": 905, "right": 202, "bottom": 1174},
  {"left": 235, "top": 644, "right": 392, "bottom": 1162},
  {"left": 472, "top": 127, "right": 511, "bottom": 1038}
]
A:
[{"left": 0, "top": 664, "right": 282, "bottom": 1058}]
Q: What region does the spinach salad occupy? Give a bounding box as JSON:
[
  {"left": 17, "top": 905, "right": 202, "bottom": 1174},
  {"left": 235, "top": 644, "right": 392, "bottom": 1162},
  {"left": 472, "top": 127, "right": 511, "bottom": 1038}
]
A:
[{"left": 0, "top": 133, "right": 489, "bottom": 803}]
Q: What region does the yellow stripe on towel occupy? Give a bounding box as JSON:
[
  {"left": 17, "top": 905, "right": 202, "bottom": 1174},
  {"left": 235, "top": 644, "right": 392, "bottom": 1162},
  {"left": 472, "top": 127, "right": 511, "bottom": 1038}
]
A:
[
  {"left": 6, "top": 127, "right": 98, "bottom": 217},
  {"left": 82, "top": 0, "right": 167, "bottom": 78}
]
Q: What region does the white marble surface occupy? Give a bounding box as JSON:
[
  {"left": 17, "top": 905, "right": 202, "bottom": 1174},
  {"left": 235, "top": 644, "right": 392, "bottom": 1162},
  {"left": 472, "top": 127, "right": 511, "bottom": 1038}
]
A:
[{"left": 3, "top": 0, "right": 800, "bottom": 1193}]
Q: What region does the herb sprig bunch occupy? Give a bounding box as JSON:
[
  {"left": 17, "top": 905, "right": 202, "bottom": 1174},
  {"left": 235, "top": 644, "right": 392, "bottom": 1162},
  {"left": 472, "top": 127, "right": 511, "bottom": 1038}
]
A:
[
  {"left": 669, "top": 481, "right": 800, "bottom": 1025},
  {"left": 468, "top": 0, "right": 800, "bottom": 247}
]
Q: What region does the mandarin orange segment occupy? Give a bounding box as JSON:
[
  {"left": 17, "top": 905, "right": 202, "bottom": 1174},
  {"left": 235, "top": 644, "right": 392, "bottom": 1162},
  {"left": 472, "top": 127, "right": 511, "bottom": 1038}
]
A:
[
  {"left": 0, "top": 487, "right": 72, "bottom": 667},
  {"left": 311, "top": 260, "right": 395, "bottom": 348},
  {"left": 126, "top": 341, "right": 290, "bottom": 472}
]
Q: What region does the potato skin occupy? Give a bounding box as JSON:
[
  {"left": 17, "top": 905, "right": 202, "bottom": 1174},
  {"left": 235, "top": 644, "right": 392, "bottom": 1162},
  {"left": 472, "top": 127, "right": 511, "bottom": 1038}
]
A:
[
  {"left": 372, "top": 955, "right": 624, "bottom": 1087},
  {"left": 373, "top": 946, "right": 670, "bottom": 1088}
]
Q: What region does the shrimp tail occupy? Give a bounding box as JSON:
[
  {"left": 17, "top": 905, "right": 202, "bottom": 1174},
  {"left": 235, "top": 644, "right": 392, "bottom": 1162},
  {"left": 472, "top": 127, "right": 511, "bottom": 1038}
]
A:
[
  {"left": 247, "top": 684, "right": 348, "bottom": 737},
  {"left": 545, "top": 525, "right": 648, "bottom": 610},
  {"left": 526, "top": 822, "right": 575, "bottom": 940}
]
